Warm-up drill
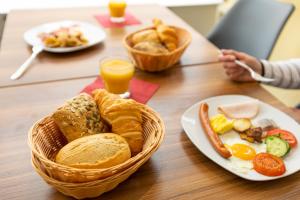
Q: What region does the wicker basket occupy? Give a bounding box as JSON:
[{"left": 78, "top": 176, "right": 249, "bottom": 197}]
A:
[
  {"left": 123, "top": 26, "right": 192, "bottom": 72},
  {"left": 28, "top": 104, "right": 165, "bottom": 198},
  {"left": 31, "top": 140, "right": 159, "bottom": 199}
]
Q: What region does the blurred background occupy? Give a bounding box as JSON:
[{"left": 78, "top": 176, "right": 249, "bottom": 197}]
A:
[{"left": 0, "top": 0, "right": 299, "bottom": 107}]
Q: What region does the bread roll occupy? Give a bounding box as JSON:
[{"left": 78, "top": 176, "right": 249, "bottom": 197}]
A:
[
  {"left": 131, "top": 29, "right": 160, "bottom": 45},
  {"left": 93, "top": 89, "right": 144, "bottom": 155},
  {"left": 133, "top": 41, "right": 169, "bottom": 54},
  {"left": 55, "top": 133, "right": 131, "bottom": 169},
  {"left": 52, "top": 93, "right": 109, "bottom": 142}
]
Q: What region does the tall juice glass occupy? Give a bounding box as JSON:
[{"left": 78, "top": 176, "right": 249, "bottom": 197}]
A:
[
  {"left": 108, "top": 0, "right": 127, "bottom": 23},
  {"left": 100, "top": 57, "right": 134, "bottom": 96}
]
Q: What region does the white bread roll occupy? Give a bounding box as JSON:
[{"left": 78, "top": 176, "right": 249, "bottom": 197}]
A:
[{"left": 55, "top": 133, "right": 131, "bottom": 169}]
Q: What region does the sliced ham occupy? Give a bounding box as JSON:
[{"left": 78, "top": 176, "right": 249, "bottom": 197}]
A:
[{"left": 218, "top": 100, "right": 259, "bottom": 119}]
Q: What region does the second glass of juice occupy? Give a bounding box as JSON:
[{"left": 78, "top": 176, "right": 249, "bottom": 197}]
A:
[
  {"left": 108, "top": 0, "right": 127, "bottom": 23},
  {"left": 100, "top": 57, "right": 134, "bottom": 96}
]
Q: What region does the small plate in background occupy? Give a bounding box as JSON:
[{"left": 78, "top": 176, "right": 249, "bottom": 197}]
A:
[{"left": 24, "top": 20, "right": 106, "bottom": 53}]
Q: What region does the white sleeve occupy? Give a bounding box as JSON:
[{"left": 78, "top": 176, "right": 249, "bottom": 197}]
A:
[{"left": 261, "top": 59, "right": 300, "bottom": 89}]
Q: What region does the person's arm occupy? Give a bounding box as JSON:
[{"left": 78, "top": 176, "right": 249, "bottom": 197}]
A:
[
  {"left": 261, "top": 59, "right": 300, "bottom": 89},
  {"left": 219, "top": 49, "right": 263, "bottom": 82},
  {"left": 219, "top": 49, "right": 300, "bottom": 89}
]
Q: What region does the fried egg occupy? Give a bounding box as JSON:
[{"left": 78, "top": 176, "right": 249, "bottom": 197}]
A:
[
  {"left": 220, "top": 131, "right": 267, "bottom": 174},
  {"left": 230, "top": 143, "right": 256, "bottom": 160}
]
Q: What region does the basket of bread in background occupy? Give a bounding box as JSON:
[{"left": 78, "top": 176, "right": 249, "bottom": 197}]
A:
[
  {"left": 28, "top": 89, "right": 165, "bottom": 199},
  {"left": 123, "top": 18, "right": 192, "bottom": 72}
]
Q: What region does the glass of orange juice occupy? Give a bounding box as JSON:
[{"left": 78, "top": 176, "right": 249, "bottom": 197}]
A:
[
  {"left": 108, "top": 0, "right": 127, "bottom": 23},
  {"left": 100, "top": 57, "right": 134, "bottom": 97}
]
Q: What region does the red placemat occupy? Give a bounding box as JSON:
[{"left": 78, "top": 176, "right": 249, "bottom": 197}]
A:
[
  {"left": 94, "top": 12, "right": 141, "bottom": 28},
  {"left": 80, "top": 77, "right": 159, "bottom": 104}
]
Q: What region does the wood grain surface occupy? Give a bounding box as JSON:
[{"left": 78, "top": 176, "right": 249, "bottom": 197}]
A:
[
  {"left": 0, "top": 5, "right": 219, "bottom": 88},
  {"left": 1, "top": 63, "right": 300, "bottom": 200}
]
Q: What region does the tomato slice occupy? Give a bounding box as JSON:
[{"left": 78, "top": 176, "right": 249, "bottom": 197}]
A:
[
  {"left": 253, "top": 153, "right": 286, "bottom": 176},
  {"left": 267, "top": 129, "right": 297, "bottom": 148}
]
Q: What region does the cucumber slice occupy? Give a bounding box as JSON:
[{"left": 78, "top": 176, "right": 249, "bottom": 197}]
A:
[{"left": 266, "top": 136, "right": 290, "bottom": 157}]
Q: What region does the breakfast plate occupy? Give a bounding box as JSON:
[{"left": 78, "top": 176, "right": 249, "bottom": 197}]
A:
[
  {"left": 24, "top": 20, "right": 106, "bottom": 53},
  {"left": 181, "top": 95, "right": 300, "bottom": 181}
]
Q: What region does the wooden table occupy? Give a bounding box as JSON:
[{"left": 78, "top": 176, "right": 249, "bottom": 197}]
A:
[
  {"left": 1, "top": 6, "right": 300, "bottom": 200},
  {"left": 0, "top": 5, "right": 219, "bottom": 88},
  {"left": 1, "top": 63, "right": 300, "bottom": 200}
]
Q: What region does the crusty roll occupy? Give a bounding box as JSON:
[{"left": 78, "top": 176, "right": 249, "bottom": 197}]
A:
[
  {"left": 153, "top": 18, "right": 178, "bottom": 51},
  {"left": 52, "top": 93, "right": 109, "bottom": 142},
  {"left": 133, "top": 41, "right": 169, "bottom": 54},
  {"left": 131, "top": 29, "right": 160, "bottom": 46},
  {"left": 93, "top": 89, "right": 144, "bottom": 155},
  {"left": 55, "top": 133, "right": 131, "bottom": 169}
]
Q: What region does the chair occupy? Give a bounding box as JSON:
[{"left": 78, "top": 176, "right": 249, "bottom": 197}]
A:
[
  {"left": 207, "top": 0, "right": 294, "bottom": 59},
  {"left": 0, "top": 14, "right": 6, "bottom": 47}
]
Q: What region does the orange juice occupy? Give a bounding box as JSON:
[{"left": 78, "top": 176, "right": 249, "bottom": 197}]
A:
[
  {"left": 100, "top": 58, "right": 134, "bottom": 94},
  {"left": 108, "top": 0, "right": 127, "bottom": 19}
]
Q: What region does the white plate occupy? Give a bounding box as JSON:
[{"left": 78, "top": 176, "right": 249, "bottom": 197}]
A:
[
  {"left": 24, "top": 20, "right": 106, "bottom": 53},
  {"left": 181, "top": 95, "right": 300, "bottom": 181}
]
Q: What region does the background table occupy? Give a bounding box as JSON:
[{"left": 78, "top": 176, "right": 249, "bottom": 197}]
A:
[
  {"left": 1, "top": 63, "right": 300, "bottom": 200},
  {"left": 0, "top": 5, "right": 219, "bottom": 88}
]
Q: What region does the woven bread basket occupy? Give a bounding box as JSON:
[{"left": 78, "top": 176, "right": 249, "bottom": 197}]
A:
[
  {"left": 31, "top": 138, "right": 160, "bottom": 199},
  {"left": 123, "top": 26, "right": 191, "bottom": 72},
  {"left": 28, "top": 104, "right": 164, "bottom": 187}
]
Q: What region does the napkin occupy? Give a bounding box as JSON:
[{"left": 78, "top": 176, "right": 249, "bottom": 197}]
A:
[
  {"left": 94, "top": 12, "right": 141, "bottom": 28},
  {"left": 80, "top": 77, "right": 159, "bottom": 104}
]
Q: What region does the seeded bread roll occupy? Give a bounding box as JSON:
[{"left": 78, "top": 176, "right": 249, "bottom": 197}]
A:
[
  {"left": 52, "top": 93, "right": 109, "bottom": 142},
  {"left": 55, "top": 133, "right": 131, "bottom": 169}
]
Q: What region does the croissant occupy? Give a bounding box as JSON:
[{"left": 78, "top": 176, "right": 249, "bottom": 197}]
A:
[
  {"left": 153, "top": 18, "right": 178, "bottom": 51},
  {"left": 93, "top": 89, "right": 144, "bottom": 155}
]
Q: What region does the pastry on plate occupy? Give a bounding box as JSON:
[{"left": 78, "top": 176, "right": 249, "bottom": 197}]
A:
[
  {"left": 93, "top": 89, "right": 144, "bottom": 155},
  {"left": 55, "top": 133, "right": 131, "bottom": 169},
  {"left": 39, "top": 25, "right": 88, "bottom": 48},
  {"left": 52, "top": 93, "right": 109, "bottom": 142}
]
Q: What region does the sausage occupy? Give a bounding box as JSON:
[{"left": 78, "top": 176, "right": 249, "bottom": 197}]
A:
[{"left": 199, "top": 103, "right": 232, "bottom": 158}]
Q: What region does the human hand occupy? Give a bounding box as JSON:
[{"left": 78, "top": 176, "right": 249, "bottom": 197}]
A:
[{"left": 218, "top": 49, "right": 263, "bottom": 82}]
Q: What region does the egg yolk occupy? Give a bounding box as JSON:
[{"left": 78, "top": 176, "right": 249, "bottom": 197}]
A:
[{"left": 230, "top": 144, "right": 256, "bottom": 160}]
